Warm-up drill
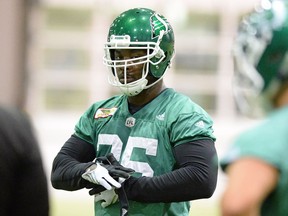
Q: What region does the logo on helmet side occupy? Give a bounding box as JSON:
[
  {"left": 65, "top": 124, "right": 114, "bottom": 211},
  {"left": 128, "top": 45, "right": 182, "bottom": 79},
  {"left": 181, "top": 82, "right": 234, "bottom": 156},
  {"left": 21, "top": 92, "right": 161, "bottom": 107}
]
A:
[{"left": 150, "top": 13, "right": 169, "bottom": 39}]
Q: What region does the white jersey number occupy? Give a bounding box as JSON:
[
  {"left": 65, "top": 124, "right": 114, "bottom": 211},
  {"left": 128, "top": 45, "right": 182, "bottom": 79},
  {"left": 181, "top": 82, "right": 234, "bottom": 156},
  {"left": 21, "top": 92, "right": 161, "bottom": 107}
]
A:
[{"left": 97, "top": 134, "right": 158, "bottom": 177}]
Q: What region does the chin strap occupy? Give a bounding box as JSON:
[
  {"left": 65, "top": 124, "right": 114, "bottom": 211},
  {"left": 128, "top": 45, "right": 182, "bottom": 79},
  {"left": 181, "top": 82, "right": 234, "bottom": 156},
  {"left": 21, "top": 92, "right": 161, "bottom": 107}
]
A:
[{"left": 119, "top": 78, "right": 148, "bottom": 96}]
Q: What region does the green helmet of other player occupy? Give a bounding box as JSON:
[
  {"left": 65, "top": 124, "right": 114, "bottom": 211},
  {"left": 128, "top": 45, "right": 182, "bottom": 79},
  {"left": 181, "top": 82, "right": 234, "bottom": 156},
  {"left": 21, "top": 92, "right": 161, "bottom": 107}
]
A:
[
  {"left": 233, "top": 0, "right": 288, "bottom": 117},
  {"left": 103, "top": 8, "right": 175, "bottom": 96}
]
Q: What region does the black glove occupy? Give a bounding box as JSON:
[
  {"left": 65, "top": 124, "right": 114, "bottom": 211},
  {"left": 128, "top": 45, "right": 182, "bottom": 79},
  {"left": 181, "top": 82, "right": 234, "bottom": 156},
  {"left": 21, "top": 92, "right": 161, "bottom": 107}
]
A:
[
  {"left": 86, "top": 182, "right": 106, "bottom": 195},
  {"left": 88, "top": 153, "right": 134, "bottom": 196},
  {"left": 97, "top": 153, "right": 135, "bottom": 179},
  {"left": 96, "top": 153, "right": 131, "bottom": 215}
]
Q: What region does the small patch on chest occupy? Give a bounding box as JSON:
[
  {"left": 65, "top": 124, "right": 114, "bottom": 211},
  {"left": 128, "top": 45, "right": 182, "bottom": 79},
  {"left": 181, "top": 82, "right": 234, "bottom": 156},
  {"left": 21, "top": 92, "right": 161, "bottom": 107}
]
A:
[{"left": 125, "top": 117, "right": 136, "bottom": 127}]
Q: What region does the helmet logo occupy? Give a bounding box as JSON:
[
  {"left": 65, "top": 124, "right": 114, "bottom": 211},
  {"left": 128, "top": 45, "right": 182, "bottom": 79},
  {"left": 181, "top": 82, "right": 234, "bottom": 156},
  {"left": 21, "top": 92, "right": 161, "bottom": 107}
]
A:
[{"left": 150, "top": 13, "right": 169, "bottom": 39}]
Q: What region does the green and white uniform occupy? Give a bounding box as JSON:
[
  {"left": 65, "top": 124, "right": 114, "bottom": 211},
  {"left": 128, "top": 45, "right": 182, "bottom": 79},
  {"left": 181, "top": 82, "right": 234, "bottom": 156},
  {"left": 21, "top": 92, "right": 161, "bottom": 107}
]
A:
[
  {"left": 221, "top": 106, "right": 288, "bottom": 216},
  {"left": 75, "top": 88, "right": 215, "bottom": 216}
]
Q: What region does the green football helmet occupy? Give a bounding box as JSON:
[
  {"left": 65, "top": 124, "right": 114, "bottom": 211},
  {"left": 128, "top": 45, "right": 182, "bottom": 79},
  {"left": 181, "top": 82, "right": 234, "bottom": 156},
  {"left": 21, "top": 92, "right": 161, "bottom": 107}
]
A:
[
  {"left": 233, "top": 0, "right": 288, "bottom": 117},
  {"left": 103, "top": 8, "right": 175, "bottom": 96}
]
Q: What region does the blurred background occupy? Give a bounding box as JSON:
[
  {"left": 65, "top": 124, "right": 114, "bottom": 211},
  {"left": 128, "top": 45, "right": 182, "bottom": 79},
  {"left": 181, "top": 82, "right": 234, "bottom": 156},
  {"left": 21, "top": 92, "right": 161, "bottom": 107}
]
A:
[{"left": 0, "top": 0, "right": 261, "bottom": 215}]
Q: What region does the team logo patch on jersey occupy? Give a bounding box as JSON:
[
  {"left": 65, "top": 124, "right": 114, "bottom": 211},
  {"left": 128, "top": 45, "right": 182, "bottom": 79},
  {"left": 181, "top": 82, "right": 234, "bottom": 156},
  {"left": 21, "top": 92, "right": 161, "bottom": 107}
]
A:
[
  {"left": 125, "top": 117, "right": 136, "bottom": 127},
  {"left": 94, "top": 107, "right": 117, "bottom": 119}
]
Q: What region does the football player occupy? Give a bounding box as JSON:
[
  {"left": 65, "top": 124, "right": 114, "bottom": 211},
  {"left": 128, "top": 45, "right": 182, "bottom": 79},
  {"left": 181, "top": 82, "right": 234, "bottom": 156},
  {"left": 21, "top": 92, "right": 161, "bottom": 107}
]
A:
[
  {"left": 51, "top": 8, "right": 218, "bottom": 216},
  {"left": 221, "top": 0, "right": 288, "bottom": 215}
]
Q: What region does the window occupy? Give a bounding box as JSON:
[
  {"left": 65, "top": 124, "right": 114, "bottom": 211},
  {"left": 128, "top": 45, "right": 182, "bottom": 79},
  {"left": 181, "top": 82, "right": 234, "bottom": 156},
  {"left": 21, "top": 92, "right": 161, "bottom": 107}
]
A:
[
  {"left": 174, "top": 53, "right": 218, "bottom": 73},
  {"left": 43, "top": 48, "right": 91, "bottom": 70},
  {"left": 45, "top": 88, "right": 89, "bottom": 110},
  {"left": 44, "top": 7, "right": 93, "bottom": 31}
]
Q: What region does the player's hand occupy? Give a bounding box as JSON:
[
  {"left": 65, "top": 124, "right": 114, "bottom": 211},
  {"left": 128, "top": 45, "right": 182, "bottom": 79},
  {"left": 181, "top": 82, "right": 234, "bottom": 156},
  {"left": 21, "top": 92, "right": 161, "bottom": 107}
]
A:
[
  {"left": 82, "top": 153, "right": 134, "bottom": 190},
  {"left": 95, "top": 153, "right": 132, "bottom": 215},
  {"left": 98, "top": 153, "right": 135, "bottom": 179},
  {"left": 95, "top": 189, "right": 118, "bottom": 208},
  {"left": 85, "top": 183, "right": 106, "bottom": 195},
  {"left": 82, "top": 163, "right": 121, "bottom": 190}
]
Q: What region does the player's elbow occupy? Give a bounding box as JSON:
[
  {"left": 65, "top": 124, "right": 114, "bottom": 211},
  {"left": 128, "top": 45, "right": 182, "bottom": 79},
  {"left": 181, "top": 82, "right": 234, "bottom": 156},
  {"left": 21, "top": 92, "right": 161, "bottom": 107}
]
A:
[
  {"left": 189, "top": 170, "right": 218, "bottom": 200},
  {"left": 201, "top": 177, "right": 217, "bottom": 198},
  {"left": 188, "top": 162, "right": 218, "bottom": 199},
  {"left": 202, "top": 167, "right": 218, "bottom": 198},
  {"left": 204, "top": 185, "right": 216, "bottom": 198},
  {"left": 200, "top": 155, "right": 219, "bottom": 198},
  {"left": 50, "top": 169, "right": 62, "bottom": 189},
  {"left": 50, "top": 172, "right": 80, "bottom": 191}
]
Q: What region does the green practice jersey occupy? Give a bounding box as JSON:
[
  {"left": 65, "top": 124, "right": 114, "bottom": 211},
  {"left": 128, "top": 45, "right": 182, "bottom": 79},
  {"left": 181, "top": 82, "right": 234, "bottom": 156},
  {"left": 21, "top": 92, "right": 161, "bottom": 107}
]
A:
[
  {"left": 221, "top": 106, "right": 288, "bottom": 216},
  {"left": 75, "top": 88, "right": 215, "bottom": 216}
]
